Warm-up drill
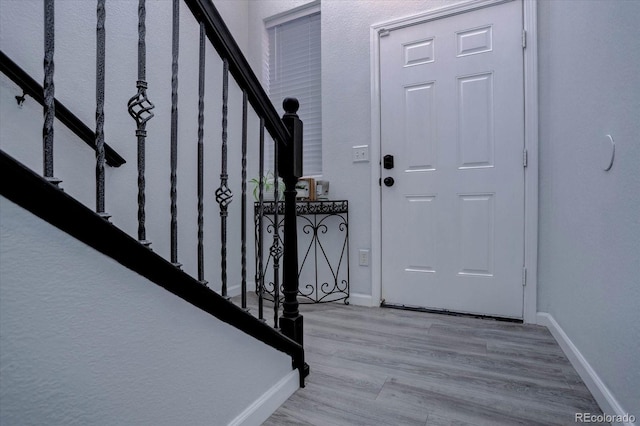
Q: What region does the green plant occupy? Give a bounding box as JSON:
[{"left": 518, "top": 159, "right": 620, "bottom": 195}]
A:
[{"left": 250, "top": 171, "right": 284, "bottom": 201}]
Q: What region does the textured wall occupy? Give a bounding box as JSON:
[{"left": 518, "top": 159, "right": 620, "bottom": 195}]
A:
[
  {"left": 537, "top": 0, "right": 640, "bottom": 417},
  {"left": 0, "top": 197, "right": 293, "bottom": 425}
]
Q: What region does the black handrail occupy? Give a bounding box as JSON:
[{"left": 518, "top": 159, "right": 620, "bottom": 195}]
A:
[
  {"left": 0, "top": 149, "right": 304, "bottom": 379},
  {"left": 0, "top": 50, "right": 126, "bottom": 167},
  {"left": 182, "top": 0, "right": 291, "bottom": 147}
]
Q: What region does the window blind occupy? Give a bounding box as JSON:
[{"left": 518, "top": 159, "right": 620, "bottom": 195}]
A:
[{"left": 267, "top": 12, "right": 322, "bottom": 176}]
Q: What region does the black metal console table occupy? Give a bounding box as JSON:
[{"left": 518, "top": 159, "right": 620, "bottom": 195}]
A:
[{"left": 255, "top": 200, "right": 349, "bottom": 304}]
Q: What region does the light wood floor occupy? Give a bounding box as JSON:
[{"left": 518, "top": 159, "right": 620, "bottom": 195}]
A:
[{"left": 238, "top": 295, "right": 605, "bottom": 426}]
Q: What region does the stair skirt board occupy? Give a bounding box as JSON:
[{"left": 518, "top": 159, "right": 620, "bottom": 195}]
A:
[
  {"left": 228, "top": 369, "right": 299, "bottom": 426},
  {"left": 537, "top": 312, "right": 635, "bottom": 426}
]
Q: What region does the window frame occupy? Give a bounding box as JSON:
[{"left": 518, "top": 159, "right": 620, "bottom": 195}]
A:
[{"left": 264, "top": 1, "right": 322, "bottom": 177}]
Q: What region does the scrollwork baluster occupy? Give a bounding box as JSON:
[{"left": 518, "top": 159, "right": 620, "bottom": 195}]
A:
[
  {"left": 127, "top": 0, "right": 154, "bottom": 246},
  {"left": 216, "top": 59, "right": 233, "bottom": 297}
]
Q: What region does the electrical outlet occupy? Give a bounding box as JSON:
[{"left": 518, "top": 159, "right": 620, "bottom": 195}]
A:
[
  {"left": 352, "top": 145, "right": 369, "bottom": 162},
  {"left": 359, "top": 249, "right": 370, "bottom": 266}
]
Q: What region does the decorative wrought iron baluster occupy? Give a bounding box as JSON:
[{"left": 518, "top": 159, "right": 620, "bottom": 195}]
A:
[
  {"left": 95, "top": 0, "right": 108, "bottom": 217},
  {"left": 272, "top": 137, "right": 281, "bottom": 328},
  {"left": 43, "top": 0, "right": 60, "bottom": 186},
  {"left": 197, "top": 22, "right": 206, "bottom": 285},
  {"left": 170, "top": 0, "right": 180, "bottom": 266},
  {"left": 241, "top": 92, "right": 248, "bottom": 309},
  {"left": 127, "top": 0, "right": 155, "bottom": 246},
  {"left": 215, "top": 59, "right": 233, "bottom": 297},
  {"left": 257, "top": 119, "right": 265, "bottom": 321}
]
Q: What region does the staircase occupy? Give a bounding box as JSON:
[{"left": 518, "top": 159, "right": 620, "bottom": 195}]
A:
[{"left": 0, "top": 0, "right": 306, "bottom": 424}]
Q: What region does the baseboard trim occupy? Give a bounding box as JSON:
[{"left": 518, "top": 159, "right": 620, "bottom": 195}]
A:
[
  {"left": 228, "top": 369, "right": 299, "bottom": 426},
  {"left": 226, "top": 281, "right": 256, "bottom": 299},
  {"left": 537, "top": 312, "right": 635, "bottom": 426},
  {"left": 348, "top": 292, "right": 375, "bottom": 307},
  {"left": 226, "top": 284, "right": 242, "bottom": 298}
]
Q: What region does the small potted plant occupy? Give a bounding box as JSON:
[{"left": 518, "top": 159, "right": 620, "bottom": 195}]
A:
[{"left": 250, "top": 171, "right": 284, "bottom": 201}]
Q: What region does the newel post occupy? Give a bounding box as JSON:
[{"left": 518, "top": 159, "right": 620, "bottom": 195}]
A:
[{"left": 278, "top": 98, "right": 304, "bottom": 348}]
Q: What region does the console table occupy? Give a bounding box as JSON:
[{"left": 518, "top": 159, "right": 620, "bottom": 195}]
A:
[{"left": 254, "top": 200, "right": 349, "bottom": 304}]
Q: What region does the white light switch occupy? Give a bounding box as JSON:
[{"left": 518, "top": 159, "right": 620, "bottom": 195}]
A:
[
  {"left": 352, "top": 145, "right": 369, "bottom": 162},
  {"left": 359, "top": 249, "right": 370, "bottom": 266}
]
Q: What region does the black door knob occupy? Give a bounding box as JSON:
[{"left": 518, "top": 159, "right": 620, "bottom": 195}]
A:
[{"left": 383, "top": 177, "right": 395, "bottom": 187}]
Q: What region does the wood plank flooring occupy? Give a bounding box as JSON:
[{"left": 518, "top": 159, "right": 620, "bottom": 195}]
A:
[{"left": 237, "top": 295, "right": 605, "bottom": 425}]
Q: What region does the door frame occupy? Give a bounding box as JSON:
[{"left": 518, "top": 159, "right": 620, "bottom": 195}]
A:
[{"left": 369, "top": 0, "right": 539, "bottom": 323}]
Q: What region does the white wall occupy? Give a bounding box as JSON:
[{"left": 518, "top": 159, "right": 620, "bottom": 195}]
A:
[
  {"left": 537, "top": 0, "right": 640, "bottom": 418},
  {"left": 214, "top": 0, "right": 250, "bottom": 53},
  {"left": 0, "top": 196, "right": 294, "bottom": 425}
]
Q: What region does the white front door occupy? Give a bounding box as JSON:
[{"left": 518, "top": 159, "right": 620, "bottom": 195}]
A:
[{"left": 380, "top": 0, "right": 525, "bottom": 319}]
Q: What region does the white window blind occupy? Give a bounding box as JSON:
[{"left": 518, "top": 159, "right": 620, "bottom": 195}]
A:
[{"left": 267, "top": 12, "right": 322, "bottom": 176}]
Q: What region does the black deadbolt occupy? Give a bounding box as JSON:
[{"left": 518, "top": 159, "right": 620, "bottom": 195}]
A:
[
  {"left": 383, "top": 177, "right": 395, "bottom": 187},
  {"left": 383, "top": 154, "right": 394, "bottom": 170}
]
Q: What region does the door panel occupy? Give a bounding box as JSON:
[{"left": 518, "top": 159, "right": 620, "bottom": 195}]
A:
[
  {"left": 458, "top": 73, "right": 494, "bottom": 168},
  {"left": 380, "top": 0, "right": 524, "bottom": 318}
]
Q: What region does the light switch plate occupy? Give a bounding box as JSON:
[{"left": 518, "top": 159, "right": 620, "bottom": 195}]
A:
[{"left": 352, "top": 145, "right": 369, "bottom": 162}]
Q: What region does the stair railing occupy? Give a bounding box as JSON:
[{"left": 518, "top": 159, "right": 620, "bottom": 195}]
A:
[
  {"left": 0, "top": 51, "right": 125, "bottom": 169},
  {"left": 178, "top": 0, "right": 305, "bottom": 352},
  {"left": 2, "top": 0, "right": 306, "bottom": 384}
]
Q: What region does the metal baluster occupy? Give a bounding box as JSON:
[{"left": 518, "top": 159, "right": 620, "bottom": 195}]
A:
[
  {"left": 127, "top": 0, "right": 154, "bottom": 246},
  {"left": 241, "top": 92, "right": 248, "bottom": 310},
  {"left": 170, "top": 0, "right": 180, "bottom": 266},
  {"left": 272, "top": 137, "right": 281, "bottom": 329},
  {"left": 95, "top": 0, "right": 108, "bottom": 217},
  {"left": 197, "top": 22, "right": 206, "bottom": 285},
  {"left": 43, "top": 0, "right": 60, "bottom": 186},
  {"left": 257, "top": 119, "right": 265, "bottom": 321},
  {"left": 215, "top": 59, "right": 233, "bottom": 298}
]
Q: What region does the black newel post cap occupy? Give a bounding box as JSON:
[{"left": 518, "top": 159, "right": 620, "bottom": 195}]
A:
[{"left": 283, "top": 97, "right": 299, "bottom": 115}]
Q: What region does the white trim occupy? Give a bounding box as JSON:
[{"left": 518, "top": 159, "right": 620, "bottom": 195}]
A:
[
  {"left": 227, "top": 284, "right": 242, "bottom": 298},
  {"left": 370, "top": 0, "right": 539, "bottom": 322},
  {"left": 228, "top": 369, "right": 300, "bottom": 426},
  {"left": 371, "top": 0, "right": 513, "bottom": 33},
  {"left": 522, "top": 0, "right": 539, "bottom": 324},
  {"left": 348, "top": 292, "right": 376, "bottom": 307},
  {"left": 227, "top": 281, "right": 256, "bottom": 298},
  {"left": 370, "top": 21, "right": 383, "bottom": 307},
  {"left": 264, "top": 0, "right": 320, "bottom": 29},
  {"left": 537, "top": 313, "right": 636, "bottom": 426}
]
